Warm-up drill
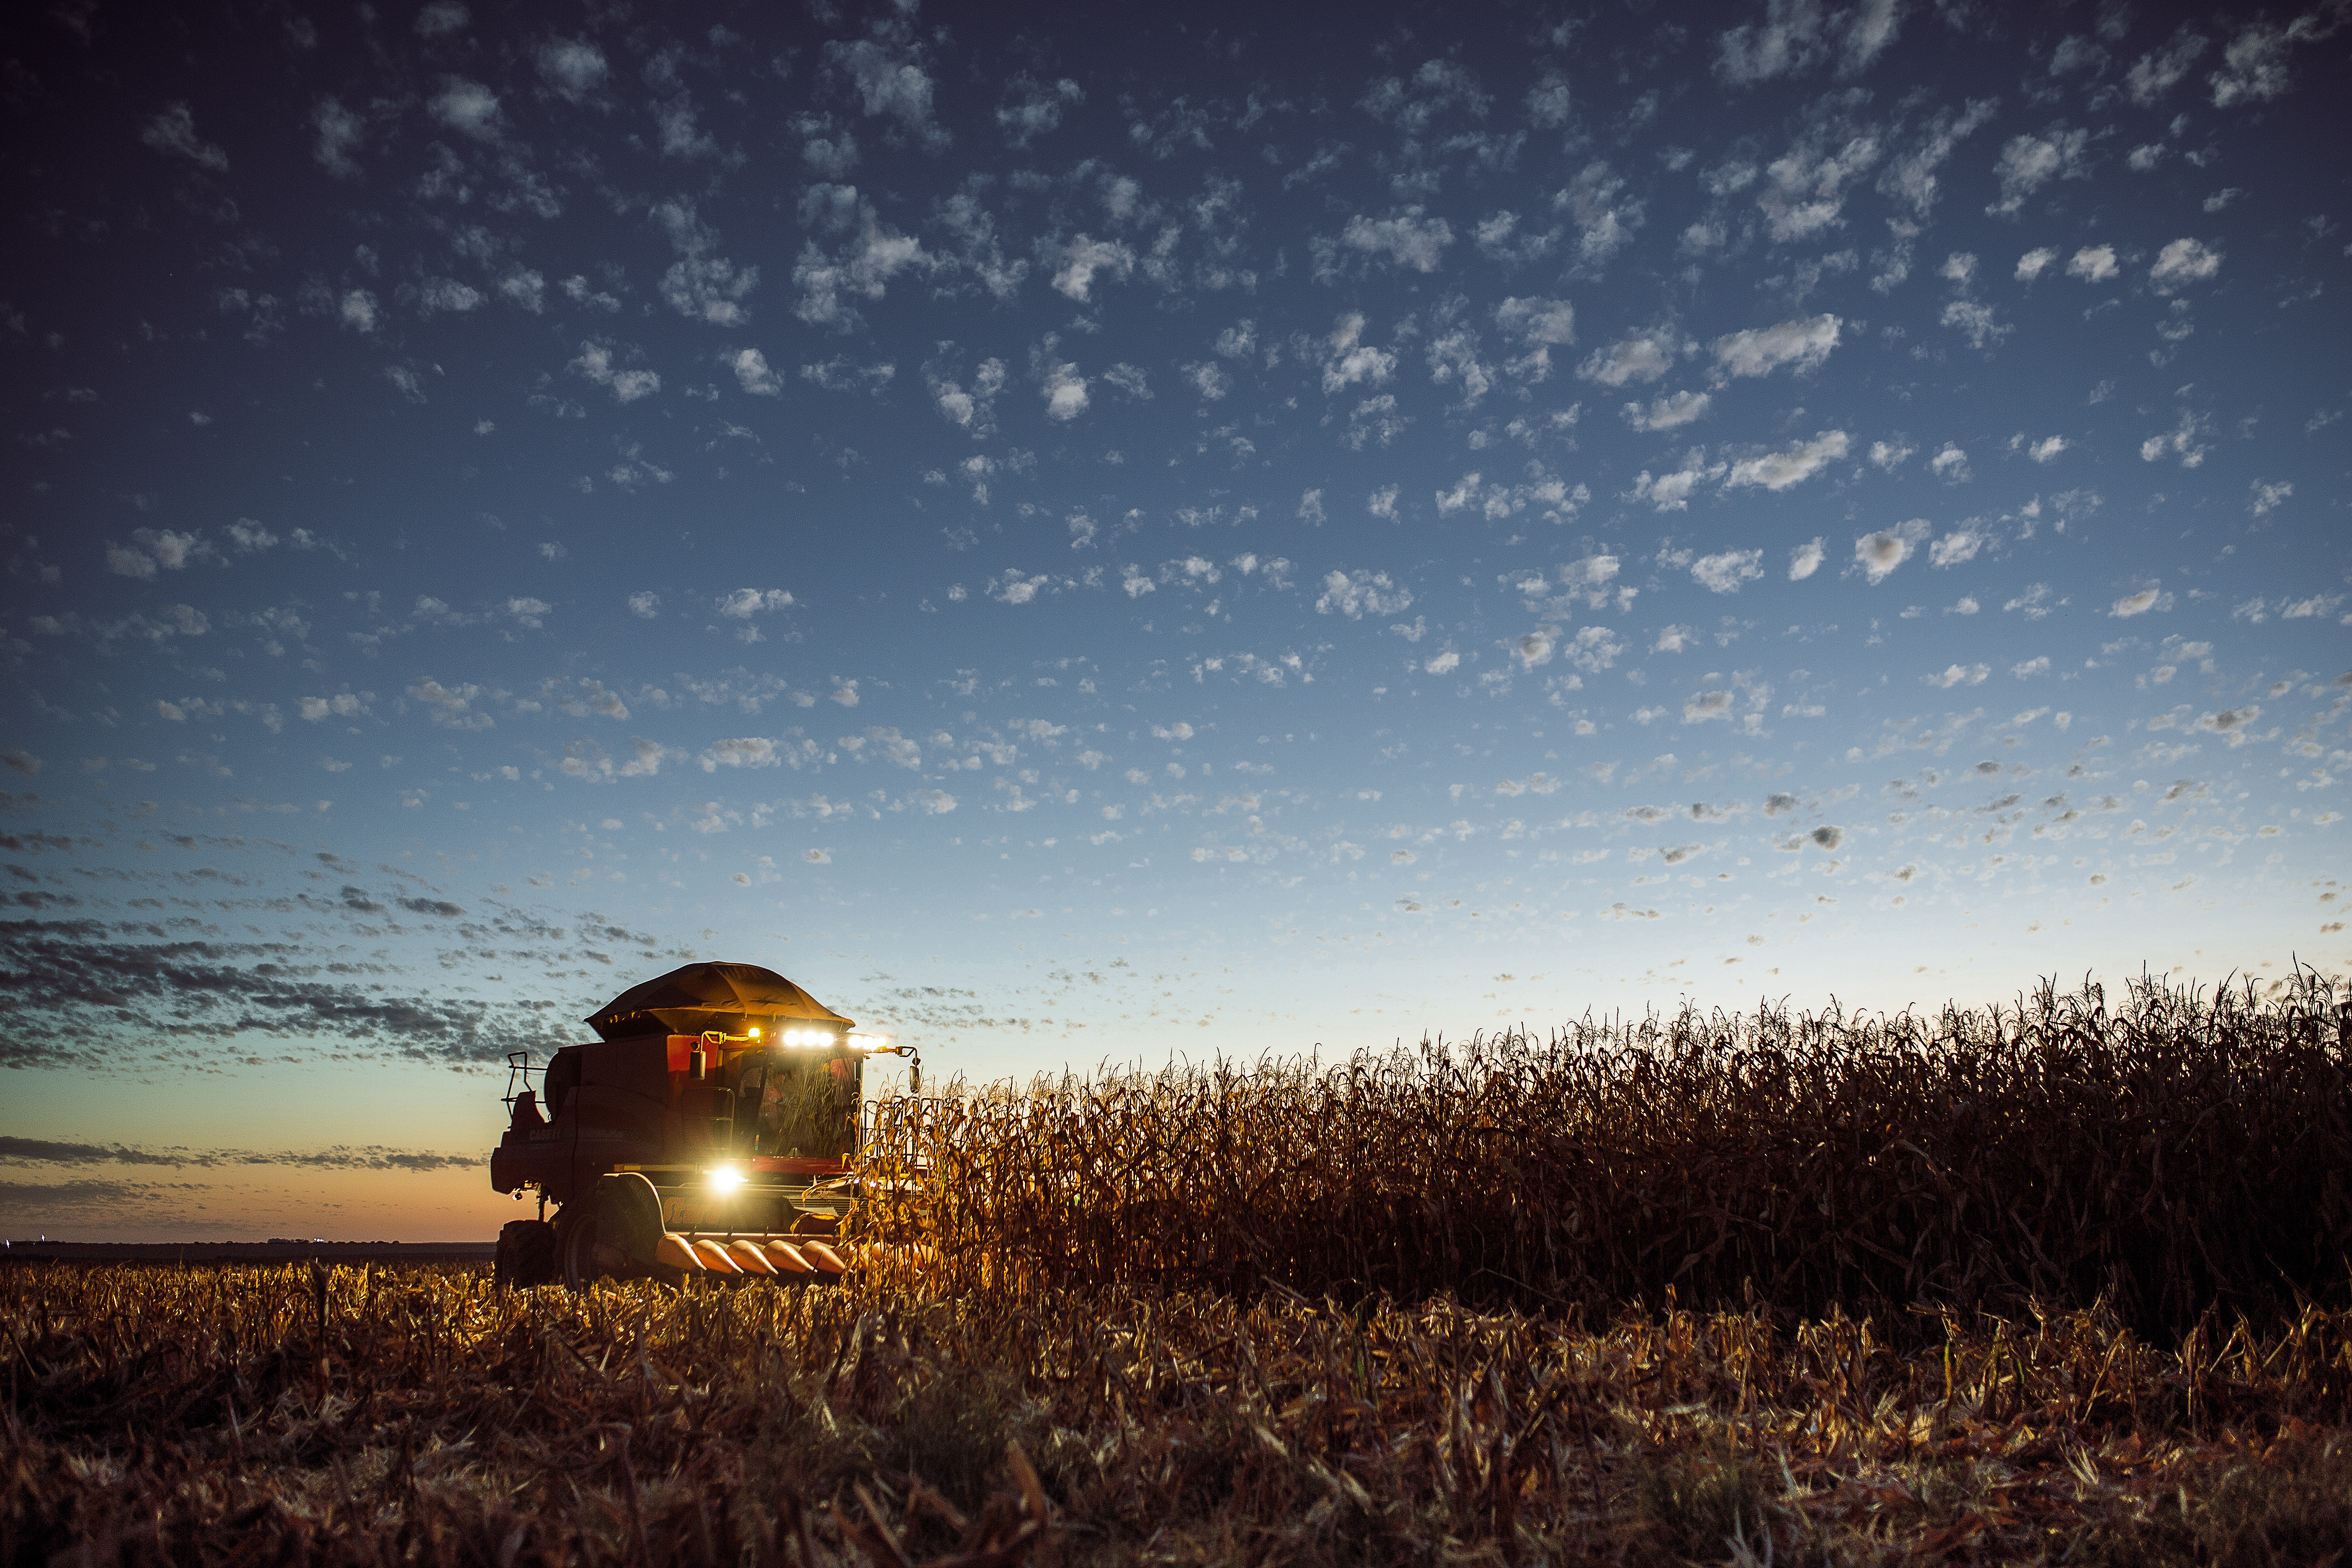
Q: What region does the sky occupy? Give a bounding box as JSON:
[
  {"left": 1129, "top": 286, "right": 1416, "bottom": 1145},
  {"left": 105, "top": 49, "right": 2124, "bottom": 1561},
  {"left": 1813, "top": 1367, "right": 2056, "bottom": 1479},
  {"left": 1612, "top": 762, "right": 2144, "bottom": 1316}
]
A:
[{"left": 2, "top": 0, "right": 2348, "bottom": 1241}]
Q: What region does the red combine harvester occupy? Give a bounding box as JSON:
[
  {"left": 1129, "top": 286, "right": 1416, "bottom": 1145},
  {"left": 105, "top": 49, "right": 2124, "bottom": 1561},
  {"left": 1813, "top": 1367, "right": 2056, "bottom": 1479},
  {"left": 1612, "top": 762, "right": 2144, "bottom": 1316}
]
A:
[{"left": 490, "top": 961, "right": 916, "bottom": 1290}]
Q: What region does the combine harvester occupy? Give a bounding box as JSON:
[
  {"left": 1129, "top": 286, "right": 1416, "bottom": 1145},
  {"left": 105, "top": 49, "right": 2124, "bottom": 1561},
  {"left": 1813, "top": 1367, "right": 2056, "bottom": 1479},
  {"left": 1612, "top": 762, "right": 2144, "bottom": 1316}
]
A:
[{"left": 490, "top": 962, "right": 919, "bottom": 1290}]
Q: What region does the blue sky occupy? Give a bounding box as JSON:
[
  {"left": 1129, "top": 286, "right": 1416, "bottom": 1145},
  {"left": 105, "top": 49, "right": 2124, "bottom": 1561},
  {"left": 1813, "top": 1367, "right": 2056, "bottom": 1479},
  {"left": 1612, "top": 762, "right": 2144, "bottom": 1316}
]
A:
[{"left": 3, "top": 0, "right": 2348, "bottom": 1239}]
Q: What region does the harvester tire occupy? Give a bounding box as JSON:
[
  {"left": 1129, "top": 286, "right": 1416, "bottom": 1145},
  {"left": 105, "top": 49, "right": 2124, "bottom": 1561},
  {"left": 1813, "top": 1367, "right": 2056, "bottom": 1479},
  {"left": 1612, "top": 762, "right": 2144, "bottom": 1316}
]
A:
[
  {"left": 494, "top": 1219, "right": 557, "bottom": 1290},
  {"left": 555, "top": 1205, "right": 600, "bottom": 1293}
]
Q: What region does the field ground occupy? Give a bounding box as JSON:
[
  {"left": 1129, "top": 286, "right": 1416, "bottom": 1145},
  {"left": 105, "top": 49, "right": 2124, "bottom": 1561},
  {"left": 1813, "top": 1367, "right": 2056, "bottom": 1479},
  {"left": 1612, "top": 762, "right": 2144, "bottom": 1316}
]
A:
[{"left": 7, "top": 1260, "right": 2352, "bottom": 1566}]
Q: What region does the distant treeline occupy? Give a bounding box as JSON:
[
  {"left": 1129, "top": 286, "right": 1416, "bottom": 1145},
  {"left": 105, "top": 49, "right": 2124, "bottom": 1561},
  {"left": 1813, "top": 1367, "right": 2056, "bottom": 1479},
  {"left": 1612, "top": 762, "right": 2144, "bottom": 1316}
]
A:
[{"left": 865, "top": 968, "right": 2352, "bottom": 1338}]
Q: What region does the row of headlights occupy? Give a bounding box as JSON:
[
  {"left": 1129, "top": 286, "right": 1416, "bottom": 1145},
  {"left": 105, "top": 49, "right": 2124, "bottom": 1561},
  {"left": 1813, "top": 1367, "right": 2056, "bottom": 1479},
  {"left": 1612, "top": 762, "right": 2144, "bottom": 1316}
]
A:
[{"left": 744, "top": 1025, "right": 873, "bottom": 1047}]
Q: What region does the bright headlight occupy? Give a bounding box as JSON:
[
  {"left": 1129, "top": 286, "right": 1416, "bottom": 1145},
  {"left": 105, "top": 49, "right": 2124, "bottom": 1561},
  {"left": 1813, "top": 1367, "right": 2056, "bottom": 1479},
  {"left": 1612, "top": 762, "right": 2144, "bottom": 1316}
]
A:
[{"left": 708, "top": 1164, "right": 745, "bottom": 1194}]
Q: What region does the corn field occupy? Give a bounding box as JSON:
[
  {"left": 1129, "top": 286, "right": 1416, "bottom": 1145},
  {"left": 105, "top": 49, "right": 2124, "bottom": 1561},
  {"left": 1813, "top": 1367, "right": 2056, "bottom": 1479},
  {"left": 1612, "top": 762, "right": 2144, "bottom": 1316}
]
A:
[
  {"left": 9, "top": 967, "right": 2352, "bottom": 1564},
  {"left": 864, "top": 969, "right": 2352, "bottom": 1339}
]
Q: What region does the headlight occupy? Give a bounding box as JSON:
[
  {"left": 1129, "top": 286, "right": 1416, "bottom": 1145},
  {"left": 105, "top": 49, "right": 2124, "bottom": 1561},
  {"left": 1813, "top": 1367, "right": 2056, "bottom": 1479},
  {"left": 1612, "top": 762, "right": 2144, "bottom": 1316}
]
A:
[
  {"left": 708, "top": 1164, "right": 745, "bottom": 1194},
  {"left": 847, "top": 1032, "right": 891, "bottom": 1052}
]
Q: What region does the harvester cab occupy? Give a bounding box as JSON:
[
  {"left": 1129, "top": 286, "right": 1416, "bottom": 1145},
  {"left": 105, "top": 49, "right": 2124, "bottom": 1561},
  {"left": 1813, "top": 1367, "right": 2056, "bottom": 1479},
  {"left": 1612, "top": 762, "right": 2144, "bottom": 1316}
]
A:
[{"left": 490, "top": 961, "right": 917, "bottom": 1290}]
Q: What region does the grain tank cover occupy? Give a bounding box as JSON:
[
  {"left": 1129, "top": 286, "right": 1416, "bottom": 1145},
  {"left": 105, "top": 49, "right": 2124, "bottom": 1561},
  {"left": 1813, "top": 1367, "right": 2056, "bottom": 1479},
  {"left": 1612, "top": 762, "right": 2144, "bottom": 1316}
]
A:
[{"left": 585, "top": 961, "right": 853, "bottom": 1042}]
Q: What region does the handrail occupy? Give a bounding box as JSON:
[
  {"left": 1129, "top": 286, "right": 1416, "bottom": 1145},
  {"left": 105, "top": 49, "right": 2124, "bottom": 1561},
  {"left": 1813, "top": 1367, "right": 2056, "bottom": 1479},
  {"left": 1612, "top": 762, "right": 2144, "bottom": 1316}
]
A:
[{"left": 502, "top": 1049, "right": 540, "bottom": 1108}]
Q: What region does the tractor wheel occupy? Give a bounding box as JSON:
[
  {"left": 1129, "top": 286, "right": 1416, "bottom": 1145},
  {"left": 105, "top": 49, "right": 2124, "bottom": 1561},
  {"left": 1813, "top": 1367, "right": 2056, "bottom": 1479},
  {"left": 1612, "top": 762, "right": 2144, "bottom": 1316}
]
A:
[
  {"left": 556, "top": 1205, "right": 600, "bottom": 1292},
  {"left": 495, "top": 1218, "right": 557, "bottom": 1290}
]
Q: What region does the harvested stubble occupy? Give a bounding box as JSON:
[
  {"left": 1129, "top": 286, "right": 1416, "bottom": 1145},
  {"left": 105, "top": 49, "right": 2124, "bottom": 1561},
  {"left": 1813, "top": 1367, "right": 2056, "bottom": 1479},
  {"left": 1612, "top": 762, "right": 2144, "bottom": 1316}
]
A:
[
  {"left": 10, "top": 1261, "right": 2352, "bottom": 1564},
  {"left": 866, "top": 970, "right": 2352, "bottom": 1336}
]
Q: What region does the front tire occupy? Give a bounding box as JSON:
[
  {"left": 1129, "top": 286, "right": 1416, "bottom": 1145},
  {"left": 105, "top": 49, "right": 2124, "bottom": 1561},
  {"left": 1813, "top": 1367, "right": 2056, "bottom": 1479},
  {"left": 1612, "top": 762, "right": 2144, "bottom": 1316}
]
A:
[
  {"left": 495, "top": 1218, "right": 557, "bottom": 1290},
  {"left": 556, "top": 1205, "right": 601, "bottom": 1292}
]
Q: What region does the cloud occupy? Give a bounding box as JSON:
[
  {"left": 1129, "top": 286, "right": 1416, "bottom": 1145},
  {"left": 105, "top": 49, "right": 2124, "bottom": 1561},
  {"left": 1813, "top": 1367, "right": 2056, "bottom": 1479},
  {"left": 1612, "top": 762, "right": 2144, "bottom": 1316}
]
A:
[
  {"left": 998, "top": 76, "right": 1082, "bottom": 147},
  {"left": 2015, "top": 247, "right": 2056, "bottom": 281},
  {"left": 655, "top": 200, "right": 759, "bottom": 325},
  {"left": 1690, "top": 549, "right": 1764, "bottom": 594},
  {"left": 1854, "top": 520, "right": 1929, "bottom": 583},
  {"left": 1050, "top": 235, "right": 1135, "bottom": 302},
  {"left": 926, "top": 356, "right": 1005, "bottom": 436},
  {"left": 1630, "top": 449, "right": 1725, "bottom": 511},
  {"left": 428, "top": 78, "right": 503, "bottom": 141},
  {"left": 2067, "top": 245, "right": 2119, "bottom": 282},
  {"left": 2198, "top": 704, "right": 2262, "bottom": 738},
  {"left": 1714, "top": 0, "right": 1904, "bottom": 83},
  {"left": 311, "top": 97, "right": 363, "bottom": 178},
  {"left": 3, "top": 750, "right": 40, "bottom": 778},
  {"left": 2149, "top": 238, "right": 2222, "bottom": 292},
  {"left": 1624, "top": 391, "right": 1711, "bottom": 430},
  {"left": 1336, "top": 207, "right": 1455, "bottom": 273},
  {"left": 1321, "top": 314, "right": 1400, "bottom": 401},
  {"left": 569, "top": 341, "right": 660, "bottom": 403},
  {"left": 823, "top": 36, "right": 944, "bottom": 143},
  {"left": 716, "top": 588, "right": 795, "bottom": 618},
  {"left": 1929, "top": 527, "right": 1985, "bottom": 568},
  {"left": 105, "top": 528, "right": 212, "bottom": 579},
  {"left": 1557, "top": 161, "right": 1643, "bottom": 267},
  {"left": 1474, "top": 210, "right": 1561, "bottom": 264},
  {"left": 419, "top": 278, "right": 483, "bottom": 316},
  {"left": 0, "top": 920, "right": 577, "bottom": 1065},
  {"left": 790, "top": 190, "right": 935, "bottom": 332},
  {"left": 990, "top": 570, "right": 1049, "bottom": 605},
  {"left": 2211, "top": 16, "right": 2329, "bottom": 107},
  {"left": 1494, "top": 296, "right": 1576, "bottom": 347},
  {"left": 1788, "top": 537, "right": 1826, "bottom": 580},
  {"left": 1578, "top": 330, "right": 1679, "bottom": 385},
  {"left": 1724, "top": 430, "right": 1849, "bottom": 491},
  {"left": 2140, "top": 411, "right": 2209, "bottom": 467},
  {"left": 1684, "top": 689, "right": 1733, "bottom": 722},
  {"left": 1879, "top": 97, "right": 1999, "bottom": 217},
  {"left": 499, "top": 270, "right": 545, "bottom": 312},
  {"left": 2109, "top": 586, "right": 2168, "bottom": 618},
  {"left": 2250, "top": 479, "right": 2293, "bottom": 516},
  {"left": 1940, "top": 300, "right": 2010, "bottom": 350},
  {"left": 1560, "top": 555, "right": 1620, "bottom": 592},
  {"left": 1316, "top": 569, "right": 1413, "bottom": 619},
  {"left": 731, "top": 348, "right": 782, "bottom": 395},
  {"left": 2028, "top": 435, "right": 2068, "bottom": 463},
  {"left": 2127, "top": 28, "right": 2209, "bottom": 104},
  {"left": 1987, "top": 125, "right": 2089, "bottom": 217},
  {"left": 1756, "top": 133, "right": 1880, "bottom": 241},
  {"left": 1039, "top": 358, "right": 1089, "bottom": 421},
  {"left": 140, "top": 102, "right": 229, "bottom": 171},
  {"left": 537, "top": 38, "right": 608, "bottom": 101},
  {"left": 1927, "top": 662, "right": 1991, "bottom": 688},
  {"left": 1711, "top": 314, "right": 1840, "bottom": 379},
  {"left": 0, "top": 1136, "right": 473, "bottom": 1171}
]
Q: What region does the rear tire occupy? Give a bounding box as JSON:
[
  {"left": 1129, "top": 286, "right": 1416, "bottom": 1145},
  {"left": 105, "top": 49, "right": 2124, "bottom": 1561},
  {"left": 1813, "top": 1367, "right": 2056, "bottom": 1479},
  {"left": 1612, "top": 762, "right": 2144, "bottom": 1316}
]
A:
[{"left": 495, "top": 1218, "right": 557, "bottom": 1290}]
